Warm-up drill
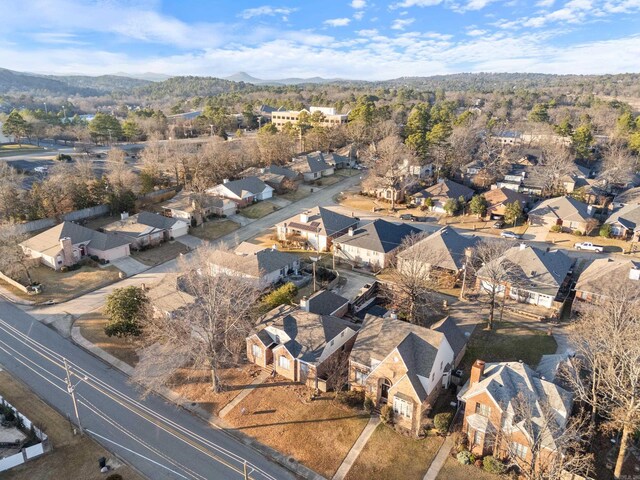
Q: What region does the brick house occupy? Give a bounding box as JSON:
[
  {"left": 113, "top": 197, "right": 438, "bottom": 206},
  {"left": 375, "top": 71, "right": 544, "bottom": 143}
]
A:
[
  {"left": 459, "top": 360, "right": 572, "bottom": 468},
  {"left": 276, "top": 206, "right": 358, "bottom": 252},
  {"left": 572, "top": 258, "right": 640, "bottom": 313},
  {"left": 348, "top": 313, "right": 467, "bottom": 436},
  {"left": 246, "top": 304, "right": 359, "bottom": 391}
]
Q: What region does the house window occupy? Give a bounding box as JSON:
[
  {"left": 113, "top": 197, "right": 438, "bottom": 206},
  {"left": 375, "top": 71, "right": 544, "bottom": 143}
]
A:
[
  {"left": 473, "top": 430, "right": 482, "bottom": 446},
  {"left": 355, "top": 370, "right": 367, "bottom": 385},
  {"left": 278, "top": 356, "right": 291, "bottom": 370},
  {"left": 510, "top": 442, "right": 528, "bottom": 460},
  {"left": 251, "top": 344, "right": 262, "bottom": 359},
  {"left": 392, "top": 396, "right": 412, "bottom": 418},
  {"left": 475, "top": 403, "right": 492, "bottom": 417}
]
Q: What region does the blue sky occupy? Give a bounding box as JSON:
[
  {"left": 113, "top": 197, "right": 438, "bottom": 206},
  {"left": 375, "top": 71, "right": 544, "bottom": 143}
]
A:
[{"left": 1, "top": 0, "right": 639, "bottom": 79}]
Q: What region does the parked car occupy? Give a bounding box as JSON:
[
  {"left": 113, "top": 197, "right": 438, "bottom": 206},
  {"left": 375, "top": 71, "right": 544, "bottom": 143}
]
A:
[
  {"left": 493, "top": 220, "right": 505, "bottom": 229},
  {"left": 574, "top": 242, "right": 604, "bottom": 252},
  {"left": 400, "top": 213, "right": 421, "bottom": 221},
  {"left": 501, "top": 231, "right": 521, "bottom": 239}
]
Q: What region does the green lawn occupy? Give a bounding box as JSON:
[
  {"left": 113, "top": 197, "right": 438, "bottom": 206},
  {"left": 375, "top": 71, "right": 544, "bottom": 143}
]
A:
[
  {"left": 239, "top": 201, "right": 280, "bottom": 219},
  {"left": 461, "top": 321, "right": 557, "bottom": 371}
]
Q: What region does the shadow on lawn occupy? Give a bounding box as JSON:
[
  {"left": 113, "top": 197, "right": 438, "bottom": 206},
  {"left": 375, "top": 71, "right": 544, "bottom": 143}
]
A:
[
  {"left": 223, "top": 380, "right": 297, "bottom": 391},
  {"left": 233, "top": 413, "right": 369, "bottom": 430}
]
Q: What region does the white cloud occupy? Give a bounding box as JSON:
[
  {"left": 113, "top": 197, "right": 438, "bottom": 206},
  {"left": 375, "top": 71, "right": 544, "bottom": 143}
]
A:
[
  {"left": 350, "top": 0, "right": 367, "bottom": 8},
  {"left": 536, "top": 0, "right": 555, "bottom": 6},
  {"left": 240, "top": 6, "right": 296, "bottom": 19},
  {"left": 392, "top": 0, "right": 443, "bottom": 7},
  {"left": 357, "top": 29, "right": 379, "bottom": 36},
  {"left": 324, "top": 17, "right": 352, "bottom": 27},
  {"left": 31, "top": 32, "right": 86, "bottom": 45},
  {"left": 353, "top": 11, "right": 365, "bottom": 20},
  {"left": 466, "top": 29, "right": 487, "bottom": 36},
  {"left": 392, "top": 18, "right": 416, "bottom": 30}
]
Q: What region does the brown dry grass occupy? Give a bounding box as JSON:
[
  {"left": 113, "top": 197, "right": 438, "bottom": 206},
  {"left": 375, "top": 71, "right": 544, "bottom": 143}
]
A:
[
  {"left": 345, "top": 424, "right": 444, "bottom": 480},
  {"left": 131, "top": 241, "right": 189, "bottom": 266},
  {"left": 436, "top": 453, "right": 501, "bottom": 479},
  {"left": 76, "top": 310, "right": 140, "bottom": 367},
  {"left": 190, "top": 219, "right": 240, "bottom": 241},
  {"left": 225, "top": 377, "right": 370, "bottom": 478},
  {"left": 170, "top": 365, "right": 263, "bottom": 416},
  {"left": 546, "top": 231, "right": 633, "bottom": 253},
  {"left": 0, "top": 371, "right": 144, "bottom": 480},
  {"left": 278, "top": 189, "right": 310, "bottom": 202},
  {"left": 239, "top": 201, "right": 280, "bottom": 219}
]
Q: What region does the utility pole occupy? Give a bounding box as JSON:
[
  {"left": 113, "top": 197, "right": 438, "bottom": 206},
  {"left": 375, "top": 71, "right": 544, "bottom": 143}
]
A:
[
  {"left": 244, "top": 461, "right": 249, "bottom": 480},
  {"left": 43, "top": 102, "right": 48, "bottom": 114},
  {"left": 459, "top": 247, "right": 472, "bottom": 300},
  {"left": 64, "top": 359, "right": 83, "bottom": 435}
]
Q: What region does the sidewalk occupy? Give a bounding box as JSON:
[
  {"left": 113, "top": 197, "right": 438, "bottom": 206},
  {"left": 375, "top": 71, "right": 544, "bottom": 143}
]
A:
[
  {"left": 332, "top": 415, "right": 380, "bottom": 480},
  {"left": 218, "top": 371, "right": 270, "bottom": 418},
  {"left": 422, "top": 435, "right": 454, "bottom": 480}
]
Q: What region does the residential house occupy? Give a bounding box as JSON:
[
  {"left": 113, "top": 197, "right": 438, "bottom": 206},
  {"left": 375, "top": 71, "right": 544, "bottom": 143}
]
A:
[
  {"left": 323, "top": 152, "right": 354, "bottom": 170},
  {"left": 271, "top": 106, "right": 348, "bottom": 130},
  {"left": 461, "top": 160, "right": 497, "bottom": 189},
  {"left": 573, "top": 258, "right": 640, "bottom": 313},
  {"left": 605, "top": 203, "right": 640, "bottom": 241},
  {"left": 348, "top": 313, "right": 467, "bottom": 436},
  {"left": 483, "top": 187, "right": 529, "bottom": 220},
  {"left": 333, "top": 219, "right": 421, "bottom": 269},
  {"left": 300, "top": 289, "right": 350, "bottom": 317},
  {"left": 412, "top": 179, "right": 474, "bottom": 213},
  {"left": 367, "top": 159, "right": 432, "bottom": 204},
  {"left": 20, "top": 221, "right": 131, "bottom": 270},
  {"left": 162, "top": 191, "right": 237, "bottom": 226},
  {"left": 206, "top": 177, "right": 274, "bottom": 207},
  {"left": 475, "top": 244, "right": 574, "bottom": 310},
  {"left": 459, "top": 360, "right": 572, "bottom": 465},
  {"left": 276, "top": 207, "right": 358, "bottom": 252},
  {"left": 209, "top": 248, "right": 300, "bottom": 287},
  {"left": 246, "top": 304, "right": 359, "bottom": 391},
  {"left": 146, "top": 274, "right": 196, "bottom": 318},
  {"left": 493, "top": 131, "right": 523, "bottom": 146},
  {"left": 102, "top": 211, "right": 188, "bottom": 249},
  {"left": 611, "top": 186, "right": 640, "bottom": 208},
  {"left": 396, "top": 226, "right": 478, "bottom": 288},
  {"left": 291, "top": 152, "right": 335, "bottom": 181},
  {"left": 528, "top": 196, "right": 595, "bottom": 233},
  {"left": 239, "top": 165, "right": 301, "bottom": 193}
]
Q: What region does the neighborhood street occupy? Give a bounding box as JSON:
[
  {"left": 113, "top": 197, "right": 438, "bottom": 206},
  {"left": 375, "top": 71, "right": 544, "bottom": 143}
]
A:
[{"left": 0, "top": 301, "right": 297, "bottom": 480}]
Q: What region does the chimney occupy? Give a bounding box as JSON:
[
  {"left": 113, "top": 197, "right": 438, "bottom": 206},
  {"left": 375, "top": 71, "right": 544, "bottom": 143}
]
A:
[
  {"left": 300, "top": 296, "right": 309, "bottom": 311},
  {"left": 519, "top": 242, "right": 527, "bottom": 251},
  {"left": 59, "top": 237, "right": 74, "bottom": 266},
  {"left": 223, "top": 178, "right": 229, "bottom": 184},
  {"left": 587, "top": 205, "right": 594, "bottom": 216},
  {"left": 630, "top": 266, "right": 640, "bottom": 281},
  {"left": 300, "top": 212, "right": 309, "bottom": 223},
  {"left": 120, "top": 211, "right": 129, "bottom": 220},
  {"left": 470, "top": 360, "right": 485, "bottom": 386},
  {"left": 348, "top": 227, "right": 354, "bottom": 236}
]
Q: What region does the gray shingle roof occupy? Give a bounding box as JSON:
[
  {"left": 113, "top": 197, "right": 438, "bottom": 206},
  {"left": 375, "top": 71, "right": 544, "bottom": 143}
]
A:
[
  {"left": 613, "top": 186, "right": 640, "bottom": 206},
  {"left": 397, "top": 226, "right": 478, "bottom": 272},
  {"left": 292, "top": 152, "right": 332, "bottom": 174},
  {"left": 575, "top": 257, "right": 640, "bottom": 295},
  {"left": 432, "top": 316, "right": 467, "bottom": 359},
  {"left": 306, "top": 289, "right": 349, "bottom": 316},
  {"left": 606, "top": 203, "right": 640, "bottom": 232},
  {"left": 137, "top": 211, "right": 182, "bottom": 230},
  {"left": 529, "top": 196, "right": 592, "bottom": 223},
  {"left": 221, "top": 177, "right": 270, "bottom": 197},
  {"left": 210, "top": 249, "right": 298, "bottom": 278},
  {"left": 279, "top": 207, "right": 358, "bottom": 238},
  {"left": 333, "top": 219, "right": 421, "bottom": 254},
  {"left": 414, "top": 179, "right": 474, "bottom": 202}
]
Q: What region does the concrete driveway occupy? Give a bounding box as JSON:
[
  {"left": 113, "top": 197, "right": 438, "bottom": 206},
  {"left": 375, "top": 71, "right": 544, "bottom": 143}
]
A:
[
  {"left": 109, "top": 257, "right": 148, "bottom": 277},
  {"left": 176, "top": 234, "right": 202, "bottom": 249}
]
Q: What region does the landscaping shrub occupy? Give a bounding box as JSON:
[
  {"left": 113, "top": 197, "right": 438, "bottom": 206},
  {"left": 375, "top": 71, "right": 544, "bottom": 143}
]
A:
[
  {"left": 60, "top": 266, "right": 68, "bottom": 272},
  {"left": 457, "top": 450, "right": 475, "bottom": 465},
  {"left": 474, "top": 459, "right": 483, "bottom": 468},
  {"left": 380, "top": 404, "right": 394, "bottom": 425},
  {"left": 573, "top": 230, "right": 583, "bottom": 236},
  {"left": 363, "top": 396, "right": 374, "bottom": 414},
  {"left": 599, "top": 223, "right": 612, "bottom": 238},
  {"left": 260, "top": 283, "right": 298, "bottom": 312},
  {"left": 452, "top": 431, "right": 468, "bottom": 452},
  {"left": 483, "top": 455, "right": 507, "bottom": 474},
  {"left": 335, "top": 390, "right": 364, "bottom": 409},
  {"left": 434, "top": 412, "right": 453, "bottom": 434},
  {"left": 550, "top": 225, "right": 562, "bottom": 233}
]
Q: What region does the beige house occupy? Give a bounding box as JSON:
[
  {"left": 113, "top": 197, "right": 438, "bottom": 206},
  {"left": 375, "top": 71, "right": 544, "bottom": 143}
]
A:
[
  {"left": 271, "top": 106, "right": 348, "bottom": 130},
  {"left": 291, "top": 152, "right": 335, "bottom": 182},
  {"left": 276, "top": 206, "right": 358, "bottom": 252},
  {"left": 162, "top": 191, "right": 237, "bottom": 226},
  {"left": 246, "top": 304, "right": 359, "bottom": 391},
  {"left": 528, "top": 196, "right": 595, "bottom": 233},
  {"left": 20, "top": 221, "right": 130, "bottom": 270},
  {"left": 349, "top": 313, "right": 467, "bottom": 436},
  {"left": 209, "top": 248, "right": 300, "bottom": 288},
  {"left": 103, "top": 211, "right": 188, "bottom": 249},
  {"left": 146, "top": 274, "right": 196, "bottom": 318},
  {"left": 572, "top": 258, "right": 640, "bottom": 313}
]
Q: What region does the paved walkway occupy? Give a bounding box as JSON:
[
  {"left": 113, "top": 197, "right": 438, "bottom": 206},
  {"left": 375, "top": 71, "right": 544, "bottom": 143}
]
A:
[
  {"left": 218, "top": 371, "right": 270, "bottom": 418},
  {"left": 332, "top": 415, "right": 380, "bottom": 480},
  {"left": 422, "top": 435, "right": 453, "bottom": 480},
  {"left": 110, "top": 256, "right": 148, "bottom": 276}
]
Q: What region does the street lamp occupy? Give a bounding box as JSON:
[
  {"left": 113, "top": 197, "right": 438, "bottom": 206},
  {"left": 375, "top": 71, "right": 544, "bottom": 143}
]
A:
[
  {"left": 43, "top": 102, "right": 48, "bottom": 114},
  {"left": 64, "top": 358, "right": 87, "bottom": 435}
]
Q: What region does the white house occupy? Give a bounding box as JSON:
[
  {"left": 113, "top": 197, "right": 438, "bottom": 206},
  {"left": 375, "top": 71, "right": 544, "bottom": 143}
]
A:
[
  {"left": 276, "top": 206, "right": 358, "bottom": 252},
  {"left": 103, "top": 211, "right": 188, "bottom": 249},
  {"left": 209, "top": 248, "right": 300, "bottom": 287},
  {"left": 207, "top": 177, "right": 273, "bottom": 207}
]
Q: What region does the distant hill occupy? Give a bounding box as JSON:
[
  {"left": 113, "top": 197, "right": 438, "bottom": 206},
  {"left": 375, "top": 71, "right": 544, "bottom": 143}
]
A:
[
  {"left": 113, "top": 72, "right": 172, "bottom": 82},
  {"left": 223, "top": 71, "right": 351, "bottom": 85},
  {"left": 133, "top": 75, "right": 254, "bottom": 99}
]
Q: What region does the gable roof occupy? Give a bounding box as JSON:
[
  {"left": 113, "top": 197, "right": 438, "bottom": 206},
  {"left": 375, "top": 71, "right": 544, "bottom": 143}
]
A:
[
  {"left": 432, "top": 316, "right": 467, "bottom": 359},
  {"left": 575, "top": 257, "right": 640, "bottom": 295},
  {"left": 306, "top": 289, "right": 349, "bottom": 316},
  {"left": 137, "top": 211, "right": 184, "bottom": 230},
  {"left": 612, "top": 186, "right": 640, "bottom": 206},
  {"left": 323, "top": 152, "right": 350, "bottom": 166},
  {"left": 279, "top": 206, "right": 358, "bottom": 238},
  {"left": 477, "top": 245, "right": 573, "bottom": 297},
  {"left": 483, "top": 187, "right": 528, "bottom": 208},
  {"left": 292, "top": 152, "right": 332, "bottom": 174},
  {"left": 210, "top": 248, "right": 298, "bottom": 278},
  {"left": 397, "top": 226, "right": 478, "bottom": 272},
  {"left": 414, "top": 179, "right": 474, "bottom": 202},
  {"left": 333, "top": 219, "right": 421, "bottom": 254},
  {"left": 217, "top": 177, "right": 271, "bottom": 197},
  {"left": 20, "top": 221, "right": 130, "bottom": 256},
  {"left": 162, "top": 191, "right": 233, "bottom": 213},
  {"left": 606, "top": 203, "right": 640, "bottom": 232},
  {"left": 528, "top": 196, "right": 591, "bottom": 223},
  {"left": 460, "top": 361, "right": 572, "bottom": 451},
  {"left": 257, "top": 305, "right": 359, "bottom": 363}
]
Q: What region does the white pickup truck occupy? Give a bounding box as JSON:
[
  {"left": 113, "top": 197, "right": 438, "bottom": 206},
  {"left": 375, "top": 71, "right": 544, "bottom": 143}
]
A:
[{"left": 574, "top": 242, "right": 604, "bottom": 252}]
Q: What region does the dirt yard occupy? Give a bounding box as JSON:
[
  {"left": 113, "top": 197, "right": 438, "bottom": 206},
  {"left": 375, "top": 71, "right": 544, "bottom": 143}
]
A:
[
  {"left": 239, "top": 201, "right": 280, "bottom": 219},
  {"left": 224, "top": 377, "right": 370, "bottom": 478},
  {"left": 0, "top": 371, "right": 143, "bottom": 480},
  {"left": 170, "top": 365, "right": 264, "bottom": 416},
  {"left": 4, "top": 264, "right": 121, "bottom": 304},
  {"left": 190, "top": 219, "right": 240, "bottom": 241},
  {"left": 345, "top": 424, "right": 444, "bottom": 480},
  {"left": 131, "top": 241, "right": 189, "bottom": 266},
  {"left": 76, "top": 310, "right": 140, "bottom": 367}
]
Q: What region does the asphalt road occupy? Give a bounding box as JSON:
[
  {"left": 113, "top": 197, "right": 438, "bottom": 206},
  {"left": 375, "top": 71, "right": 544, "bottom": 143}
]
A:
[{"left": 0, "top": 302, "right": 297, "bottom": 480}]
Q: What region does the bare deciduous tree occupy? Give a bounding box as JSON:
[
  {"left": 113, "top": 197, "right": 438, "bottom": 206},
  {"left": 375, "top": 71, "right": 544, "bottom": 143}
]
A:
[
  {"left": 539, "top": 144, "right": 575, "bottom": 196},
  {"left": 0, "top": 226, "right": 38, "bottom": 285},
  {"left": 599, "top": 141, "right": 637, "bottom": 187},
  {"left": 133, "top": 247, "right": 262, "bottom": 393}
]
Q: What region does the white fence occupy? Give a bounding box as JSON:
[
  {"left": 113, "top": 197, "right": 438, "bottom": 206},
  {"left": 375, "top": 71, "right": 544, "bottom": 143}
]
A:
[{"left": 0, "top": 395, "right": 48, "bottom": 473}]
